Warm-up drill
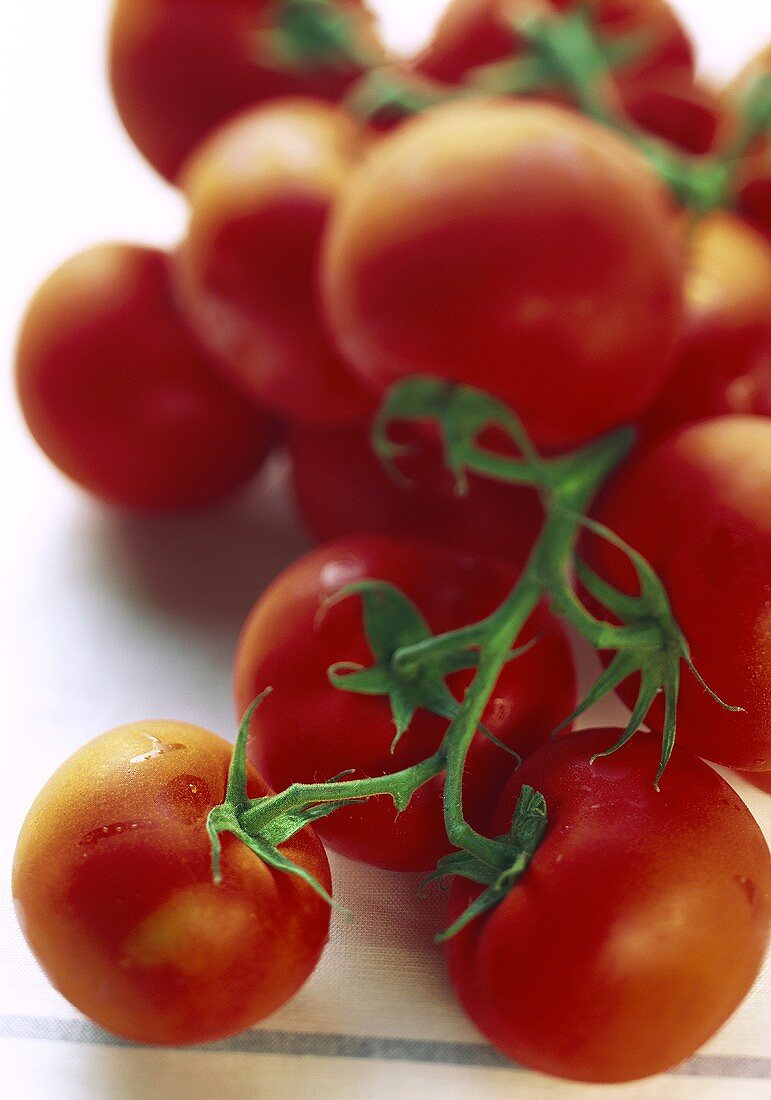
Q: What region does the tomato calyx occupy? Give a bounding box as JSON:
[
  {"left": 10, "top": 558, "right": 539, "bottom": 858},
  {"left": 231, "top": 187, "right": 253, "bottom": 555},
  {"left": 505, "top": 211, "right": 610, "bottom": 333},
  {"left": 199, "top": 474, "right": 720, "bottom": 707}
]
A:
[
  {"left": 423, "top": 785, "right": 548, "bottom": 941},
  {"left": 207, "top": 693, "right": 344, "bottom": 906},
  {"left": 255, "top": 0, "right": 379, "bottom": 75}
]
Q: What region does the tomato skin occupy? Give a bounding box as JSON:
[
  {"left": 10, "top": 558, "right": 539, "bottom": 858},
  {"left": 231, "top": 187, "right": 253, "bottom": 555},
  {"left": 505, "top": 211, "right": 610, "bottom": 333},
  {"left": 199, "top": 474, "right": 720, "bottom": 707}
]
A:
[
  {"left": 234, "top": 537, "right": 576, "bottom": 871},
  {"left": 641, "top": 213, "right": 771, "bottom": 438},
  {"left": 724, "top": 45, "right": 771, "bottom": 241},
  {"left": 289, "top": 419, "right": 543, "bottom": 569},
  {"left": 321, "top": 99, "right": 684, "bottom": 450},
  {"left": 447, "top": 728, "right": 771, "bottom": 1083},
  {"left": 413, "top": 0, "right": 703, "bottom": 149},
  {"left": 15, "top": 244, "right": 276, "bottom": 512},
  {"left": 414, "top": 0, "right": 693, "bottom": 88},
  {"left": 588, "top": 416, "right": 771, "bottom": 771},
  {"left": 174, "top": 98, "right": 373, "bottom": 424},
  {"left": 12, "top": 721, "right": 331, "bottom": 1046},
  {"left": 108, "top": 0, "right": 381, "bottom": 183}
]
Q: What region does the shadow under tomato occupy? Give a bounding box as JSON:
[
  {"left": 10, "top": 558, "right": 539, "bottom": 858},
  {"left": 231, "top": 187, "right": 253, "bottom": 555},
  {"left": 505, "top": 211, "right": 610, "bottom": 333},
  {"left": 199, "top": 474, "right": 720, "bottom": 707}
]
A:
[{"left": 64, "top": 452, "right": 310, "bottom": 644}]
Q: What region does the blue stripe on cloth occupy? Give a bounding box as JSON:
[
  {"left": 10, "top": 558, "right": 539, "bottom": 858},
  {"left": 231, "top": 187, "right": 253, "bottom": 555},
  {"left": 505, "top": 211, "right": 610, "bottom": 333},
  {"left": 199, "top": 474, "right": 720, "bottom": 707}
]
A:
[{"left": 1, "top": 1015, "right": 769, "bottom": 1079}]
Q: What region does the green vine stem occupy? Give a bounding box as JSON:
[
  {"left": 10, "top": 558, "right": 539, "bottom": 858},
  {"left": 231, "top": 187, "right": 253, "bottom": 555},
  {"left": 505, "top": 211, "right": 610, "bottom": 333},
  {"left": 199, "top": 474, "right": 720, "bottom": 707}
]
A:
[
  {"left": 263, "top": 0, "right": 769, "bottom": 215},
  {"left": 208, "top": 379, "right": 741, "bottom": 931}
]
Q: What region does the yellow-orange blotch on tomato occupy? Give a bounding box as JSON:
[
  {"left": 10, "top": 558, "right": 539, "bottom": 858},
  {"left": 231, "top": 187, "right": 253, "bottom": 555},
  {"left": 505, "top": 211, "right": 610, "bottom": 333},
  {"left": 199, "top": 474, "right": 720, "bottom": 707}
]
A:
[
  {"left": 12, "top": 721, "right": 331, "bottom": 1045},
  {"left": 174, "top": 98, "right": 374, "bottom": 424},
  {"left": 321, "top": 99, "right": 685, "bottom": 449}
]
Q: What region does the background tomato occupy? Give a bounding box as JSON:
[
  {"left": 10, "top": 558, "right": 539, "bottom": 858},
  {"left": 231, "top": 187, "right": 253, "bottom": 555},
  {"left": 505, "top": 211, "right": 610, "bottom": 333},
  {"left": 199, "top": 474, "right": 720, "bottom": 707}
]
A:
[
  {"left": 234, "top": 536, "right": 576, "bottom": 871},
  {"left": 12, "top": 720, "right": 331, "bottom": 1045},
  {"left": 412, "top": 0, "right": 708, "bottom": 149},
  {"left": 640, "top": 213, "right": 771, "bottom": 437},
  {"left": 174, "top": 98, "right": 374, "bottom": 424},
  {"left": 447, "top": 728, "right": 771, "bottom": 1083},
  {"left": 723, "top": 43, "right": 771, "bottom": 240},
  {"left": 289, "top": 418, "right": 543, "bottom": 567},
  {"left": 322, "top": 98, "right": 684, "bottom": 449},
  {"left": 15, "top": 243, "right": 277, "bottom": 511},
  {"left": 108, "top": 0, "right": 383, "bottom": 182},
  {"left": 588, "top": 415, "right": 771, "bottom": 771}
]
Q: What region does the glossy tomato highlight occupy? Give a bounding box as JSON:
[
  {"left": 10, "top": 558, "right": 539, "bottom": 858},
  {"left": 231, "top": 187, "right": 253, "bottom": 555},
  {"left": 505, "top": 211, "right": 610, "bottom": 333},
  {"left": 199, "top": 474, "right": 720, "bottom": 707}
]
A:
[
  {"left": 322, "top": 99, "right": 685, "bottom": 449},
  {"left": 234, "top": 537, "right": 576, "bottom": 871},
  {"left": 13, "top": 721, "right": 331, "bottom": 1045}
]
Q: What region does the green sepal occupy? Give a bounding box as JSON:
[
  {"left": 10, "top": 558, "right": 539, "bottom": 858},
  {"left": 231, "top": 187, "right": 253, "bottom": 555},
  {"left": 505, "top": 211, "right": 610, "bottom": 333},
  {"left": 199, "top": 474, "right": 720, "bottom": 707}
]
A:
[
  {"left": 423, "top": 786, "right": 548, "bottom": 941},
  {"left": 325, "top": 578, "right": 471, "bottom": 749},
  {"left": 373, "top": 377, "right": 539, "bottom": 494},
  {"left": 206, "top": 691, "right": 342, "bottom": 910},
  {"left": 255, "top": 0, "right": 377, "bottom": 74}
]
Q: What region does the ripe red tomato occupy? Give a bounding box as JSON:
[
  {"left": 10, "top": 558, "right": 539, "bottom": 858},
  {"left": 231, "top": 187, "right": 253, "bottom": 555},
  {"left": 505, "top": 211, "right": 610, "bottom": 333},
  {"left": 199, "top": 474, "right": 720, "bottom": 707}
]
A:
[
  {"left": 108, "top": 0, "right": 382, "bottom": 182},
  {"left": 414, "top": 0, "right": 693, "bottom": 88},
  {"left": 322, "top": 99, "right": 684, "bottom": 449},
  {"left": 12, "top": 721, "right": 331, "bottom": 1045},
  {"left": 723, "top": 44, "right": 771, "bottom": 240},
  {"left": 15, "top": 243, "right": 277, "bottom": 511},
  {"left": 289, "top": 419, "right": 543, "bottom": 568},
  {"left": 413, "top": 0, "right": 704, "bottom": 148},
  {"left": 641, "top": 213, "right": 771, "bottom": 438},
  {"left": 234, "top": 537, "right": 576, "bottom": 871},
  {"left": 446, "top": 728, "right": 771, "bottom": 1083},
  {"left": 174, "top": 98, "right": 374, "bottom": 424},
  {"left": 588, "top": 416, "right": 771, "bottom": 771}
]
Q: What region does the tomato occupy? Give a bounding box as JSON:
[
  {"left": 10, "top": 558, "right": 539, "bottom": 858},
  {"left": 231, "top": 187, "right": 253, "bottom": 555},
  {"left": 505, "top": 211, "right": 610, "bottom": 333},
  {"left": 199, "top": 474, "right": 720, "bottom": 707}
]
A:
[
  {"left": 412, "top": 0, "right": 703, "bottom": 148},
  {"left": 12, "top": 720, "right": 331, "bottom": 1045},
  {"left": 108, "top": 0, "right": 382, "bottom": 182},
  {"left": 321, "top": 99, "right": 684, "bottom": 449},
  {"left": 446, "top": 728, "right": 771, "bottom": 1083},
  {"left": 414, "top": 0, "right": 693, "bottom": 88},
  {"left": 587, "top": 416, "right": 771, "bottom": 771},
  {"left": 234, "top": 537, "right": 576, "bottom": 871},
  {"left": 723, "top": 44, "right": 771, "bottom": 240},
  {"left": 289, "top": 419, "right": 543, "bottom": 568},
  {"left": 174, "top": 98, "right": 373, "bottom": 424},
  {"left": 15, "top": 243, "right": 277, "bottom": 511},
  {"left": 641, "top": 213, "right": 771, "bottom": 438}
]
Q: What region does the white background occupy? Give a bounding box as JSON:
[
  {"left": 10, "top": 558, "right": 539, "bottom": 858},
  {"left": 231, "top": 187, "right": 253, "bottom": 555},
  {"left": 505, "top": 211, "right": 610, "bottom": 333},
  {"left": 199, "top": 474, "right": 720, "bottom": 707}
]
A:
[{"left": 2, "top": 2, "right": 771, "bottom": 1098}]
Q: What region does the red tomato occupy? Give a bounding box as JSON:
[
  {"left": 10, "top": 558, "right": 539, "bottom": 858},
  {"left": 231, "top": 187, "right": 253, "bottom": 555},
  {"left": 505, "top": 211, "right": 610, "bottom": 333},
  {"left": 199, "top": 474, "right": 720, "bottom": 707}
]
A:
[
  {"left": 588, "top": 416, "right": 771, "bottom": 771},
  {"left": 108, "top": 0, "right": 382, "bottom": 182},
  {"left": 446, "top": 728, "right": 771, "bottom": 1083},
  {"left": 12, "top": 721, "right": 331, "bottom": 1045},
  {"left": 289, "top": 419, "right": 543, "bottom": 569},
  {"left": 414, "top": 0, "right": 693, "bottom": 88},
  {"left": 322, "top": 99, "right": 684, "bottom": 449},
  {"left": 641, "top": 213, "right": 771, "bottom": 438},
  {"left": 234, "top": 537, "right": 576, "bottom": 871},
  {"left": 723, "top": 45, "right": 771, "bottom": 240},
  {"left": 413, "top": 0, "right": 702, "bottom": 148},
  {"left": 15, "top": 244, "right": 276, "bottom": 511},
  {"left": 174, "top": 98, "right": 373, "bottom": 424}
]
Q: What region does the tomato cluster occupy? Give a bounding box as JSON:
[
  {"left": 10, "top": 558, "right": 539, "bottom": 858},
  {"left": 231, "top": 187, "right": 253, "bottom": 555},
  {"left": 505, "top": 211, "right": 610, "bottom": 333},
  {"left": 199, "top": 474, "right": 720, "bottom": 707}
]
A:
[{"left": 12, "top": 0, "right": 771, "bottom": 1085}]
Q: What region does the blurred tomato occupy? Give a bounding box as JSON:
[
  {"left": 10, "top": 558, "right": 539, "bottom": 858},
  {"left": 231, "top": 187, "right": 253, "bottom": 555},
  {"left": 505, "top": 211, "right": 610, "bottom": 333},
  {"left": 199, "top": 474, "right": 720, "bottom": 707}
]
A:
[
  {"left": 16, "top": 244, "right": 277, "bottom": 511},
  {"left": 109, "top": 0, "right": 383, "bottom": 182},
  {"left": 175, "top": 98, "right": 373, "bottom": 424},
  {"left": 322, "top": 99, "right": 684, "bottom": 449},
  {"left": 290, "top": 419, "right": 543, "bottom": 568},
  {"left": 641, "top": 213, "right": 771, "bottom": 437}
]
